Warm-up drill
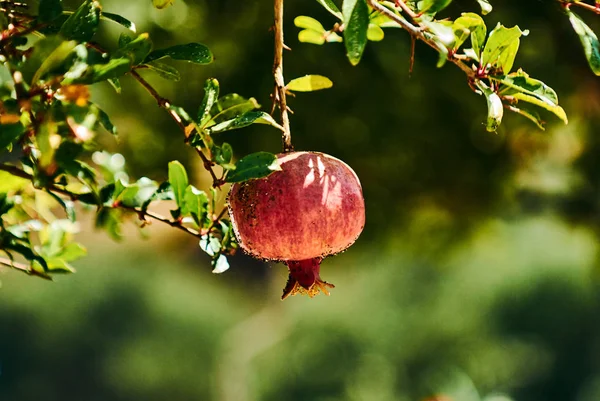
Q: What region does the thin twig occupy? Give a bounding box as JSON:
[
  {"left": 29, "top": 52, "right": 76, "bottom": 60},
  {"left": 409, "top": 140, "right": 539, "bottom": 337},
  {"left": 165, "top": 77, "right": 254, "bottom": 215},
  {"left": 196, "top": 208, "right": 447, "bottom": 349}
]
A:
[
  {"left": 273, "top": 0, "right": 293, "bottom": 152},
  {"left": 129, "top": 69, "right": 222, "bottom": 186},
  {"left": 564, "top": 0, "right": 600, "bottom": 14},
  {"left": 367, "top": 0, "right": 476, "bottom": 79},
  {"left": 0, "top": 163, "right": 202, "bottom": 239},
  {"left": 0, "top": 256, "right": 52, "bottom": 280},
  {"left": 203, "top": 206, "right": 228, "bottom": 235}
]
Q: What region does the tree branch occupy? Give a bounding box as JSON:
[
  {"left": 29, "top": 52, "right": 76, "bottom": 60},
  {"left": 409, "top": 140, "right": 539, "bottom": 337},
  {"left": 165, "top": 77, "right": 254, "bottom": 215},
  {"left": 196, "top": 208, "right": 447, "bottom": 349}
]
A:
[
  {"left": 0, "top": 164, "right": 203, "bottom": 239},
  {"left": 273, "top": 0, "right": 293, "bottom": 152},
  {"left": 367, "top": 0, "right": 476, "bottom": 79},
  {"left": 558, "top": 0, "right": 600, "bottom": 15},
  {"left": 129, "top": 69, "right": 222, "bottom": 187},
  {"left": 0, "top": 256, "right": 52, "bottom": 280}
]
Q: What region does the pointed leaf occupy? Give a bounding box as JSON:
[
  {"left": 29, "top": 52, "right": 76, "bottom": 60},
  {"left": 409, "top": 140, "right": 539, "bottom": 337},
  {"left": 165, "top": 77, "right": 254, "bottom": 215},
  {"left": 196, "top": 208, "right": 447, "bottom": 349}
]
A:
[
  {"left": 143, "top": 61, "right": 181, "bottom": 81},
  {"left": 481, "top": 24, "right": 528, "bottom": 71},
  {"left": 512, "top": 92, "right": 568, "bottom": 124},
  {"left": 102, "top": 12, "right": 137, "bottom": 33},
  {"left": 567, "top": 10, "right": 600, "bottom": 75},
  {"left": 183, "top": 185, "right": 209, "bottom": 226},
  {"left": 198, "top": 78, "right": 220, "bottom": 126},
  {"left": 342, "top": 0, "right": 370, "bottom": 65},
  {"left": 453, "top": 12, "right": 486, "bottom": 52},
  {"left": 60, "top": 0, "right": 101, "bottom": 42},
  {"left": 316, "top": 0, "right": 343, "bottom": 19},
  {"left": 496, "top": 69, "right": 559, "bottom": 106},
  {"left": 208, "top": 111, "right": 283, "bottom": 134},
  {"left": 225, "top": 152, "right": 282, "bottom": 183},
  {"left": 168, "top": 161, "right": 189, "bottom": 210},
  {"left": 145, "top": 43, "right": 213, "bottom": 65},
  {"left": 114, "top": 33, "right": 153, "bottom": 66}
]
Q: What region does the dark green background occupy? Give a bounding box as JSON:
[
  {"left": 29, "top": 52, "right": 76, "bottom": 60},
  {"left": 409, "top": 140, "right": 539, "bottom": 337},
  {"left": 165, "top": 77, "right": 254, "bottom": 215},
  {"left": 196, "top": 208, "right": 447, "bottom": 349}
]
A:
[{"left": 2, "top": 1, "right": 600, "bottom": 400}]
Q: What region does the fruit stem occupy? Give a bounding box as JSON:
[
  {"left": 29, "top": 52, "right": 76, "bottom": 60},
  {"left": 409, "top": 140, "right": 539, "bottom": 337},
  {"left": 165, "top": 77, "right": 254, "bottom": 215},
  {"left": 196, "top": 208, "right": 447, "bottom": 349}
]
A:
[{"left": 273, "top": 0, "right": 293, "bottom": 153}]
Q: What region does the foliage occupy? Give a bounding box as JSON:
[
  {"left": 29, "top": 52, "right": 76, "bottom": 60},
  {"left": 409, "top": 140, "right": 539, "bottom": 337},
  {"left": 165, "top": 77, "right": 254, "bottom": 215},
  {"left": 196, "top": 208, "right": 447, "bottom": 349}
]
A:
[{"left": 0, "top": 0, "right": 600, "bottom": 283}]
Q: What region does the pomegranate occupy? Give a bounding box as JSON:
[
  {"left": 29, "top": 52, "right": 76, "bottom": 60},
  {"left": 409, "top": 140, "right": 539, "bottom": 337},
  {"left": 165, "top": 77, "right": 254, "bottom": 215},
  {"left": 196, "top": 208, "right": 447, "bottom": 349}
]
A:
[{"left": 228, "top": 151, "right": 365, "bottom": 299}]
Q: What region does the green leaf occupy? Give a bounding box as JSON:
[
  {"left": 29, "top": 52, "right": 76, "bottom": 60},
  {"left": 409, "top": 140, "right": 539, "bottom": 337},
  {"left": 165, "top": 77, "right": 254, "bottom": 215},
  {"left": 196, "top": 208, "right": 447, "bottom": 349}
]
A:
[
  {"left": 213, "top": 143, "right": 235, "bottom": 170},
  {"left": 38, "top": 0, "right": 63, "bottom": 23},
  {"left": 57, "top": 242, "right": 87, "bottom": 262},
  {"left": 422, "top": 20, "right": 455, "bottom": 48},
  {"left": 453, "top": 13, "right": 486, "bottom": 53},
  {"left": 153, "top": 0, "right": 174, "bottom": 9},
  {"left": 420, "top": 0, "right": 453, "bottom": 15},
  {"left": 367, "top": 24, "right": 385, "bottom": 41},
  {"left": 481, "top": 24, "right": 528, "bottom": 73},
  {"left": 298, "top": 29, "right": 326, "bottom": 45},
  {"left": 183, "top": 185, "right": 209, "bottom": 226},
  {"left": 96, "top": 106, "right": 118, "bottom": 136},
  {"left": 145, "top": 43, "right": 213, "bottom": 65},
  {"left": 342, "top": 0, "right": 370, "bottom": 65},
  {"left": 21, "top": 36, "right": 77, "bottom": 84},
  {"left": 476, "top": 0, "right": 492, "bottom": 15},
  {"left": 102, "top": 12, "right": 137, "bottom": 33},
  {"left": 286, "top": 75, "right": 333, "bottom": 92},
  {"left": 63, "top": 58, "right": 132, "bottom": 85},
  {"left": 0, "top": 193, "right": 14, "bottom": 216},
  {"left": 114, "top": 33, "right": 153, "bottom": 66},
  {"left": 140, "top": 181, "right": 174, "bottom": 213},
  {"left": 316, "top": 0, "right": 343, "bottom": 19},
  {"left": 512, "top": 92, "right": 568, "bottom": 124},
  {"left": 496, "top": 69, "right": 559, "bottom": 106},
  {"left": 48, "top": 192, "right": 76, "bottom": 222},
  {"left": 507, "top": 105, "right": 545, "bottom": 130},
  {"left": 566, "top": 10, "right": 600, "bottom": 76},
  {"left": 59, "top": 0, "right": 101, "bottom": 42},
  {"left": 294, "top": 16, "right": 325, "bottom": 32},
  {"left": 107, "top": 78, "right": 122, "bottom": 93},
  {"left": 46, "top": 258, "right": 76, "bottom": 273},
  {"left": 168, "top": 161, "right": 189, "bottom": 210},
  {"left": 198, "top": 78, "right": 220, "bottom": 127},
  {"left": 143, "top": 61, "right": 180, "bottom": 81},
  {"left": 0, "top": 123, "right": 25, "bottom": 151},
  {"left": 225, "top": 152, "right": 282, "bottom": 183},
  {"left": 118, "top": 33, "right": 133, "bottom": 48},
  {"left": 209, "top": 94, "right": 260, "bottom": 124},
  {"left": 207, "top": 111, "right": 284, "bottom": 134},
  {"left": 96, "top": 207, "right": 123, "bottom": 241}
]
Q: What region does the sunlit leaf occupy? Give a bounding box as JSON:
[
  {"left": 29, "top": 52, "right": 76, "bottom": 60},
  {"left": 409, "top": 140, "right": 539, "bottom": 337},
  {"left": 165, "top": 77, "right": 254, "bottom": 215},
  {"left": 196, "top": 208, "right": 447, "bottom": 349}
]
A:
[
  {"left": 168, "top": 161, "right": 189, "bottom": 211},
  {"left": 207, "top": 111, "right": 283, "bottom": 134},
  {"left": 367, "top": 24, "right": 385, "bottom": 41},
  {"left": 298, "top": 29, "right": 326, "bottom": 45},
  {"left": 198, "top": 78, "right": 220, "bottom": 127},
  {"left": 512, "top": 92, "right": 568, "bottom": 124},
  {"left": 225, "top": 152, "right": 281, "bottom": 183},
  {"left": 153, "top": 0, "right": 174, "bottom": 9},
  {"left": 294, "top": 16, "right": 325, "bottom": 32},
  {"left": 286, "top": 75, "right": 333, "bottom": 92},
  {"left": 476, "top": 0, "right": 492, "bottom": 15}
]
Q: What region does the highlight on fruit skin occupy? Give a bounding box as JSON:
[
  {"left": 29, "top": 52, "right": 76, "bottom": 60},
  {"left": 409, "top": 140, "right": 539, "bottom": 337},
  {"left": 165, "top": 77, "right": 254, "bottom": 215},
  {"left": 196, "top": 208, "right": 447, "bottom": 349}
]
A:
[{"left": 227, "top": 151, "right": 366, "bottom": 299}]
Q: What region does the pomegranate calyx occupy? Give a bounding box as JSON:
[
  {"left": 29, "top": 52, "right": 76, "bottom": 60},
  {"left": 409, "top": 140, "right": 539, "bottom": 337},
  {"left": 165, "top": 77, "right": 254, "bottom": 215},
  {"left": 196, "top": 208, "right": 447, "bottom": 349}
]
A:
[{"left": 281, "top": 258, "right": 335, "bottom": 300}]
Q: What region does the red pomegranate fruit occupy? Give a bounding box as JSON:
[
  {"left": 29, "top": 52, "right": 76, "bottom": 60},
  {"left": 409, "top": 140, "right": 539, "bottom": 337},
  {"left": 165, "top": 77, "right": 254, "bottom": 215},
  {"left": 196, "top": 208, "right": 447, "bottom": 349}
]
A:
[{"left": 228, "top": 151, "right": 365, "bottom": 299}]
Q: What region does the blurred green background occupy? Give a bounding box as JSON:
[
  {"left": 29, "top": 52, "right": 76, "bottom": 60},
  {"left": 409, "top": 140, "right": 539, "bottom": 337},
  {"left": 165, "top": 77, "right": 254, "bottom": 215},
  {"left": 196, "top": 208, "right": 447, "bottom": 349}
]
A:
[{"left": 3, "top": 0, "right": 600, "bottom": 400}]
